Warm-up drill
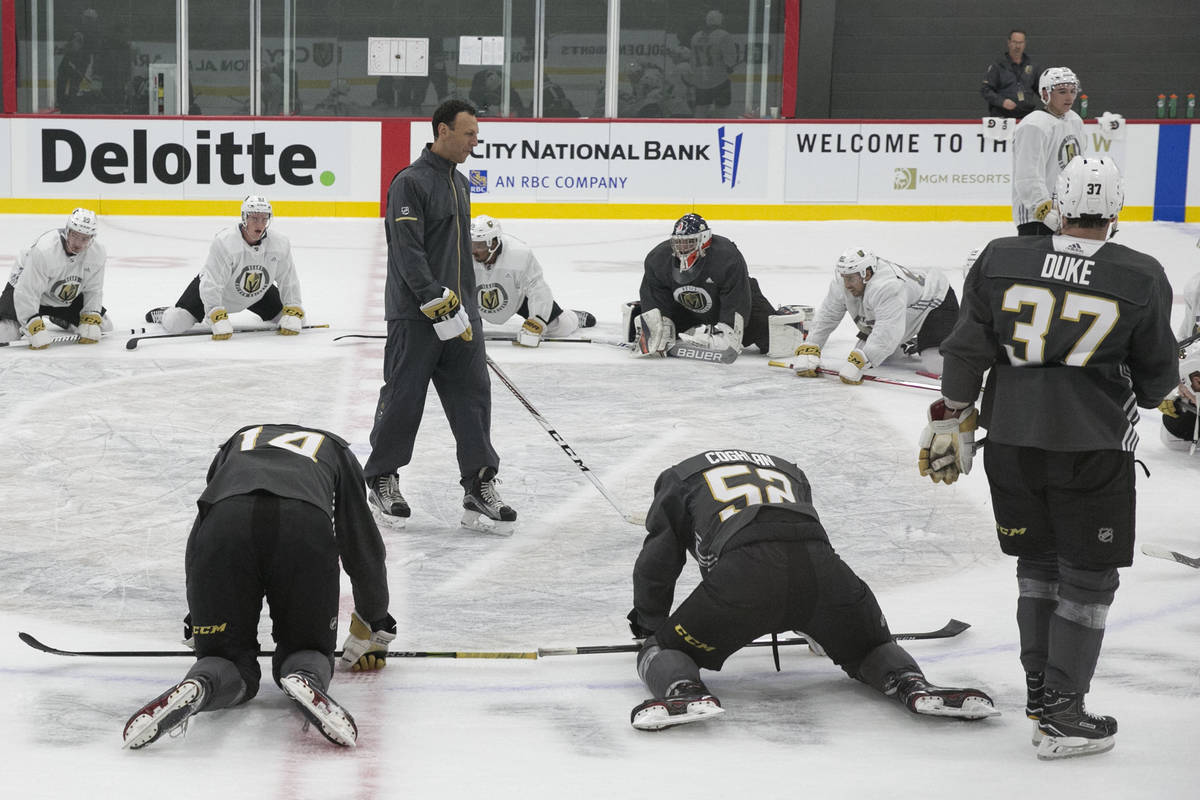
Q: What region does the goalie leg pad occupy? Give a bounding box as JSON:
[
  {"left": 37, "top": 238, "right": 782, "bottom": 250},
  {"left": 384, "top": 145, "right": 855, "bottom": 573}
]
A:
[
  {"left": 767, "top": 309, "right": 809, "bottom": 358},
  {"left": 633, "top": 308, "right": 675, "bottom": 357}
]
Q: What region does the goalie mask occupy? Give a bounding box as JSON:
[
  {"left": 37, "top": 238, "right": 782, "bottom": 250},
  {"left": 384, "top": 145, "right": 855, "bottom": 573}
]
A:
[
  {"left": 670, "top": 213, "right": 713, "bottom": 276},
  {"left": 1054, "top": 156, "right": 1124, "bottom": 221},
  {"left": 470, "top": 214, "right": 503, "bottom": 265}
]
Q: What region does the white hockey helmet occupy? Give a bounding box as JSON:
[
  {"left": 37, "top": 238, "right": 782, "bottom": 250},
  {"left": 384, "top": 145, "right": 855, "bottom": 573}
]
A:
[
  {"left": 1054, "top": 156, "right": 1124, "bottom": 220},
  {"left": 241, "top": 195, "right": 273, "bottom": 227},
  {"left": 470, "top": 214, "right": 503, "bottom": 262},
  {"left": 835, "top": 248, "right": 877, "bottom": 278},
  {"left": 65, "top": 207, "right": 98, "bottom": 238},
  {"left": 1039, "top": 67, "right": 1079, "bottom": 103}
]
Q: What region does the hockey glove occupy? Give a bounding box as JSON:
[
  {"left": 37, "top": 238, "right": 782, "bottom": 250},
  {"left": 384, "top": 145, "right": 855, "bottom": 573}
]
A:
[
  {"left": 626, "top": 609, "right": 656, "bottom": 641},
  {"left": 76, "top": 312, "right": 104, "bottom": 344},
  {"left": 516, "top": 315, "right": 547, "bottom": 347},
  {"left": 1159, "top": 397, "right": 1181, "bottom": 419},
  {"left": 681, "top": 322, "right": 742, "bottom": 353},
  {"left": 793, "top": 343, "right": 822, "bottom": 377},
  {"left": 839, "top": 349, "right": 869, "bottom": 384},
  {"left": 340, "top": 611, "right": 398, "bottom": 671},
  {"left": 208, "top": 307, "right": 233, "bottom": 340},
  {"left": 277, "top": 305, "right": 304, "bottom": 335},
  {"left": 632, "top": 308, "right": 676, "bottom": 357},
  {"left": 182, "top": 613, "right": 195, "bottom": 649},
  {"left": 918, "top": 399, "right": 978, "bottom": 485},
  {"left": 22, "top": 317, "right": 52, "bottom": 349},
  {"left": 420, "top": 287, "right": 471, "bottom": 341}
]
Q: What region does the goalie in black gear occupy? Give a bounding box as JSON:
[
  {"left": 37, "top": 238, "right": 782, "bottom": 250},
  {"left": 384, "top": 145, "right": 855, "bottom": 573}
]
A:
[
  {"left": 626, "top": 448, "right": 999, "bottom": 731},
  {"left": 628, "top": 214, "right": 778, "bottom": 357}
]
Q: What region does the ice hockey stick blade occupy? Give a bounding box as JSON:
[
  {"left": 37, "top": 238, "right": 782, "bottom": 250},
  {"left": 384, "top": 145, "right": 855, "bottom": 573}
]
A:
[
  {"left": 126, "top": 324, "right": 329, "bottom": 349},
  {"left": 1140, "top": 543, "right": 1200, "bottom": 568},
  {"left": 17, "top": 620, "right": 967, "bottom": 659}
]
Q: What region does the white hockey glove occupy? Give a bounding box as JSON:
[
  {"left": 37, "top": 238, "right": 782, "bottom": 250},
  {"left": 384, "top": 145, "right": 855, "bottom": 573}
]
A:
[
  {"left": 632, "top": 308, "right": 675, "bottom": 357},
  {"left": 340, "top": 611, "right": 398, "bottom": 671},
  {"left": 1097, "top": 111, "right": 1126, "bottom": 140},
  {"left": 277, "top": 305, "right": 304, "bottom": 335},
  {"left": 681, "top": 322, "right": 741, "bottom": 353},
  {"left": 793, "top": 343, "right": 822, "bottom": 377},
  {"left": 76, "top": 312, "right": 104, "bottom": 344},
  {"left": 918, "top": 398, "right": 979, "bottom": 485},
  {"left": 516, "top": 315, "right": 547, "bottom": 348},
  {"left": 420, "top": 287, "right": 472, "bottom": 341},
  {"left": 208, "top": 307, "right": 233, "bottom": 340},
  {"left": 839, "top": 349, "right": 869, "bottom": 385},
  {"left": 22, "top": 317, "right": 52, "bottom": 349},
  {"left": 1034, "top": 200, "right": 1062, "bottom": 232}
]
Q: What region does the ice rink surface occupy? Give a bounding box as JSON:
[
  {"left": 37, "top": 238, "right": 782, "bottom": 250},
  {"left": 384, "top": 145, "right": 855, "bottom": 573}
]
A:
[{"left": 1, "top": 213, "right": 1198, "bottom": 799}]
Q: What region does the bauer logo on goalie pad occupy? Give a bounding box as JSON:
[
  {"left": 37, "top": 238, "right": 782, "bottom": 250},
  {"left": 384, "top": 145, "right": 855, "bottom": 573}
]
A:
[
  {"left": 235, "top": 267, "right": 268, "bottom": 297},
  {"left": 673, "top": 285, "right": 714, "bottom": 313}
]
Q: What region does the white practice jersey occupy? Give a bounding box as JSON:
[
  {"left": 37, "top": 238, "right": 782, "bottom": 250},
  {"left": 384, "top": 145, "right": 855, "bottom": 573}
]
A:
[
  {"left": 1178, "top": 272, "right": 1200, "bottom": 341},
  {"left": 1011, "top": 108, "right": 1085, "bottom": 226},
  {"left": 807, "top": 259, "right": 950, "bottom": 367},
  {"left": 9, "top": 228, "right": 107, "bottom": 322},
  {"left": 199, "top": 226, "right": 301, "bottom": 315},
  {"left": 473, "top": 234, "right": 554, "bottom": 324}
]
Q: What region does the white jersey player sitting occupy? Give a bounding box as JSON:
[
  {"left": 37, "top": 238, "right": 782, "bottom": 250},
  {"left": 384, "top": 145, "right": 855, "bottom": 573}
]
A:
[
  {"left": 1176, "top": 271, "right": 1200, "bottom": 342},
  {"left": 470, "top": 215, "right": 595, "bottom": 347},
  {"left": 794, "top": 248, "right": 958, "bottom": 384},
  {"left": 0, "top": 208, "right": 112, "bottom": 349},
  {"left": 145, "top": 196, "right": 305, "bottom": 340},
  {"left": 1159, "top": 348, "right": 1200, "bottom": 453}
]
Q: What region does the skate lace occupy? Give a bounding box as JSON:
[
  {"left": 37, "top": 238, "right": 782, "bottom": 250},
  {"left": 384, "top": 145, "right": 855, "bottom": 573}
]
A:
[{"left": 480, "top": 476, "right": 504, "bottom": 506}]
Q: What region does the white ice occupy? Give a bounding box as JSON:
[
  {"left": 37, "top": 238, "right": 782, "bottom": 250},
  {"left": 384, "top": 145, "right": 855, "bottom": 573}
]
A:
[{"left": 1, "top": 214, "right": 1197, "bottom": 800}]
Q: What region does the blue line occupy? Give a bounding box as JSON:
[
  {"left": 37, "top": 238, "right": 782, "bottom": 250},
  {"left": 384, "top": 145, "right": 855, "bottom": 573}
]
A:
[{"left": 1153, "top": 124, "right": 1191, "bottom": 222}]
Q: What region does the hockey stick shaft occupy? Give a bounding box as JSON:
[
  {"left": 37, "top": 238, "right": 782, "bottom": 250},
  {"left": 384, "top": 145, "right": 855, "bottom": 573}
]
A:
[
  {"left": 126, "top": 323, "right": 329, "bottom": 349},
  {"left": 334, "top": 332, "right": 597, "bottom": 344},
  {"left": 485, "top": 356, "right": 645, "bottom": 526},
  {"left": 1140, "top": 543, "right": 1200, "bottom": 568},
  {"left": 19, "top": 620, "right": 968, "bottom": 659},
  {"left": 766, "top": 360, "right": 941, "bottom": 392},
  {"left": 0, "top": 333, "right": 80, "bottom": 348}
]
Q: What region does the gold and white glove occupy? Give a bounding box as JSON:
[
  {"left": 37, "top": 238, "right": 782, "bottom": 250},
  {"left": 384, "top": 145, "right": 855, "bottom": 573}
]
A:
[
  {"left": 277, "top": 305, "right": 304, "bottom": 335},
  {"left": 208, "top": 307, "right": 233, "bottom": 340},
  {"left": 340, "top": 611, "right": 398, "bottom": 672},
  {"left": 839, "top": 349, "right": 868, "bottom": 384},
  {"left": 22, "top": 317, "right": 52, "bottom": 349},
  {"left": 918, "top": 398, "right": 978, "bottom": 485},
  {"left": 77, "top": 312, "right": 104, "bottom": 344},
  {"left": 420, "top": 287, "right": 471, "bottom": 341},
  {"left": 516, "top": 315, "right": 547, "bottom": 347},
  {"left": 793, "top": 343, "right": 822, "bottom": 377}
]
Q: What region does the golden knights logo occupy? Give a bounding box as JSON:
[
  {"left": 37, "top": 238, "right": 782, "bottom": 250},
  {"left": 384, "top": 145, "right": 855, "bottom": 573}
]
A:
[
  {"left": 672, "top": 285, "right": 714, "bottom": 313},
  {"left": 234, "top": 266, "right": 269, "bottom": 298},
  {"left": 52, "top": 279, "right": 81, "bottom": 303},
  {"left": 1057, "top": 136, "right": 1083, "bottom": 168},
  {"left": 477, "top": 283, "right": 509, "bottom": 314}
]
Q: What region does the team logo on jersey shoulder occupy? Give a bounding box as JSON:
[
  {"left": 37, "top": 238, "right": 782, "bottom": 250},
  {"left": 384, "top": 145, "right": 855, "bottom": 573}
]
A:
[
  {"left": 235, "top": 266, "right": 269, "bottom": 297},
  {"left": 673, "top": 284, "right": 714, "bottom": 313},
  {"left": 477, "top": 283, "right": 509, "bottom": 313}
]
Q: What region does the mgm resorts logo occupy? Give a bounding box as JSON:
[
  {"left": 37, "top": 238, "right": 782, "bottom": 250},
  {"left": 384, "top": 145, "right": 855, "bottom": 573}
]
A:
[{"left": 894, "top": 167, "right": 1009, "bottom": 190}]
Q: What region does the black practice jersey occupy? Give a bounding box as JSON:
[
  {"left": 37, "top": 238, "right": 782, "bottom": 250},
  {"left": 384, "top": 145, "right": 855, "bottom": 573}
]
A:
[
  {"left": 199, "top": 423, "right": 390, "bottom": 621},
  {"left": 632, "top": 450, "right": 827, "bottom": 627},
  {"left": 942, "top": 235, "right": 1178, "bottom": 451},
  {"left": 640, "top": 234, "right": 751, "bottom": 330}
]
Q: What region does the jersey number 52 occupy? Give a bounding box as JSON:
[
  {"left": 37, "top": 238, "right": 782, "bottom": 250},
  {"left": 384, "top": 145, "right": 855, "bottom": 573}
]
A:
[{"left": 703, "top": 465, "right": 797, "bottom": 521}]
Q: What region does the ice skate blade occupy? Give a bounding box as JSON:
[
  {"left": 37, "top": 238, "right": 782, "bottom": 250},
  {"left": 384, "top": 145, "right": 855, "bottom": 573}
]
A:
[
  {"left": 370, "top": 508, "right": 407, "bottom": 530},
  {"left": 1031, "top": 720, "right": 1044, "bottom": 746},
  {"left": 911, "top": 694, "right": 1000, "bottom": 720},
  {"left": 1036, "top": 734, "right": 1114, "bottom": 760},
  {"left": 631, "top": 700, "right": 725, "bottom": 731},
  {"left": 280, "top": 675, "right": 357, "bottom": 747},
  {"left": 122, "top": 680, "right": 203, "bottom": 750},
  {"left": 460, "top": 510, "right": 515, "bottom": 536}
]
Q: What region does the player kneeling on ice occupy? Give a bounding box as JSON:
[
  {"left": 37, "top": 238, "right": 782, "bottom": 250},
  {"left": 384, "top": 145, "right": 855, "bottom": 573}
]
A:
[
  {"left": 1158, "top": 347, "right": 1200, "bottom": 453},
  {"left": 627, "top": 214, "right": 793, "bottom": 359},
  {"left": 470, "top": 214, "right": 596, "bottom": 346},
  {"left": 143, "top": 196, "right": 305, "bottom": 340},
  {"left": 793, "top": 248, "right": 958, "bottom": 383},
  {"left": 0, "top": 208, "right": 112, "bottom": 348},
  {"left": 122, "top": 424, "right": 395, "bottom": 750},
  {"left": 626, "top": 448, "right": 998, "bottom": 731}
]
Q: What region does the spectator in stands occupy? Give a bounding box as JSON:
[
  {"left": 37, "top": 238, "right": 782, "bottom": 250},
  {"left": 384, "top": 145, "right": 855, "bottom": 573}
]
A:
[{"left": 981, "top": 29, "right": 1040, "bottom": 119}]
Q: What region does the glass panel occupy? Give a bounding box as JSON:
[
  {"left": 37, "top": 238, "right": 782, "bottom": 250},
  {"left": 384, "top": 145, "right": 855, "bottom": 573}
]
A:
[
  {"left": 617, "top": 1, "right": 783, "bottom": 119},
  {"left": 544, "top": 1, "right": 607, "bottom": 118},
  {"left": 189, "top": 0, "right": 252, "bottom": 116}
]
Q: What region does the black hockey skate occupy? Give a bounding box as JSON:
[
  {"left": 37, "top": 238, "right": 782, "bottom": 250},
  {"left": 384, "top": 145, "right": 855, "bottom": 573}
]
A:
[
  {"left": 1035, "top": 689, "right": 1116, "bottom": 760},
  {"left": 280, "top": 672, "right": 358, "bottom": 747},
  {"left": 145, "top": 306, "right": 167, "bottom": 324},
  {"left": 367, "top": 473, "right": 410, "bottom": 529},
  {"left": 461, "top": 466, "right": 517, "bottom": 536},
  {"left": 893, "top": 674, "right": 999, "bottom": 720},
  {"left": 574, "top": 310, "right": 597, "bottom": 329},
  {"left": 122, "top": 677, "right": 208, "bottom": 749},
  {"left": 630, "top": 680, "right": 725, "bottom": 731},
  {"left": 1026, "top": 671, "right": 1045, "bottom": 746}
]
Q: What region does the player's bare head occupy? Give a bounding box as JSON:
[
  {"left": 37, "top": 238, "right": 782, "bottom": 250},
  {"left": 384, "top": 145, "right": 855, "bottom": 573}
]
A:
[
  {"left": 63, "top": 207, "right": 97, "bottom": 255},
  {"left": 431, "top": 99, "right": 479, "bottom": 164},
  {"left": 671, "top": 213, "right": 713, "bottom": 276},
  {"left": 471, "top": 214, "right": 503, "bottom": 265}
]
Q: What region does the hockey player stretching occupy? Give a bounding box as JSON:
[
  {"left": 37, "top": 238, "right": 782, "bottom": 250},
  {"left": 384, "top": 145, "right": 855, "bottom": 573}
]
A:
[
  {"left": 920, "top": 157, "right": 1178, "bottom": 759},
  {"left": 627, "top": 448, "right": 998, "bottom": 731}
]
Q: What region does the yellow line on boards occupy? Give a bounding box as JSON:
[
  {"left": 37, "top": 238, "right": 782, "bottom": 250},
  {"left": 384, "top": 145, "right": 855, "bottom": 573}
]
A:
[{"left": 0, "top": 198, "right": 380, "bottom": 217}]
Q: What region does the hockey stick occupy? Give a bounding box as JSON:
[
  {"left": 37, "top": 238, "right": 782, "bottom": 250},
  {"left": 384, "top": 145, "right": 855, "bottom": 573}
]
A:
[
  {"left": 0, "top": 333, "right": 80, "bottom": 348},
  {"left": 665, "top": 341, "right": 739, "bottom": 364},
  {"left": 125, "top": 324, "right": 330, "bottom": 350},
  {"left": 18, "top": 620, "right": 968, "bottom": 659},
  {"left": 333, "top": 332, "right": 599, "bottom": 345},
  {"left": 1140, "top": 543, "right": 1200, "bottom": 569},
  {"left": 766, "top": 360, "right": 941, "bottom": 392},
  {"left": 1178, "top": 329, "right": 1200, "bottom": 355},
  {"left": 486, "top": 356, "right": 645, "bottom": 526}
]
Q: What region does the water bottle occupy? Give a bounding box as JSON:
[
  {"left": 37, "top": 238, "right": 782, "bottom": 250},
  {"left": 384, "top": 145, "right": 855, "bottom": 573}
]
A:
[
  {"left": 1079, "top": 94, "right": 1088, "bottom": 118},
  {"left": 1156, "top": 93, "right": 1166, "bottom": 118},
  {"left": 1169, "top": 93, "right": 1179, "bottom": 118},
  {"left": 1188, "top": 93, "right": 1196, "bottom": 119}
]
